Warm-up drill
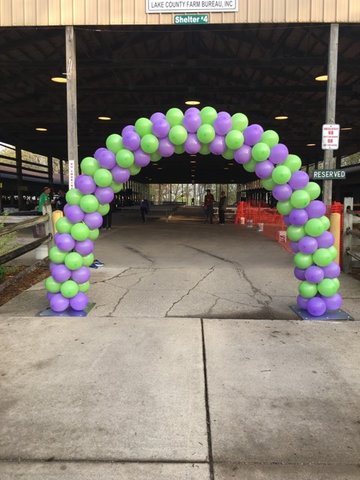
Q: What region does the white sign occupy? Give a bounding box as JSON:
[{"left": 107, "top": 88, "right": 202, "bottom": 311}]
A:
[
  {"left": 322, "top": 124, "right": 340, "bottom": 150},
  {"left": 68, "top": 160, "right": 75, "bottom": 189},
  {"left": 146, "top": 0, "right": 238, "bottom": 13}
]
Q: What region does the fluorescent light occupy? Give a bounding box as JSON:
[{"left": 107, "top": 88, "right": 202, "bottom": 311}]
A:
[
  {"left": 306, "top": 143, "right": 316, "bottom": 147},
  {"left": 341, "top": 127, "right": 352, "bottom": 131},
  {"left": 274, "top": 115, "right": 288, "bottom": 120},
  {"left": 185, "top": 100, "right": 200, "bottom": 106},
  {"left": 35, "top": 127, "right": 47, "bottom": 132},
  {"left": 315, "top": 75, "right": 328, "bottom": 82},
  {"left": 51, "top": 77, "right": 67, "bottom": 83},
  {"left": 98, "top": 116, "right": 111, "bottom": 121}
]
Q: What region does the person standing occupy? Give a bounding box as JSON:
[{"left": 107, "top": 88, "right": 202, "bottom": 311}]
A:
[
  {"left": 140, "top": 198, "right": 150, "bottom": 223},
  {"left": 203, "top": 189, "right": 215, "bottom": 224},
  {"left": 37, "top": 186, "right": 51, "bottom": 214},
  {"left": 54, "top": 189, "right": 66, "bottom": 211},
  {"left": 218, "top": 190, "right": 227, "bottom": 225},
  {"left": 102, "top": 198, "right": 115, "bottom": 230}
]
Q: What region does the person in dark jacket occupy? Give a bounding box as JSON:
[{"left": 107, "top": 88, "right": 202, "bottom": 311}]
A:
[
  {"left": 203, "top": 189, "right": 214, "bottom": 224},
  {"left": 218, "top": 191, "right": 227, "bottom": 225},
  {"left": 140, "top": 198, "right": 150, "bottom": 223}
]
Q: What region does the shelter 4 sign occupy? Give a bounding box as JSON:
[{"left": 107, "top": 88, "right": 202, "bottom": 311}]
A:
[
  {"left": 146, "top": 0, "right": 238, "bottom": 13},
  {"left": 322, "top": 124, "right": 340, "bottom": 150}
]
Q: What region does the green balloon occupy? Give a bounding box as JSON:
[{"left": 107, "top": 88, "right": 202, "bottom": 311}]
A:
[
  {"left": 80, "top": 156, "right": 99, "bottom": 176},
  {"left": 111, "top": 181, "right": 123, "bottom": 193},
  {"left": 232, "top": 113, "right": 248, "bottom": 131},
  {"left": 272, "top": 165, "right": 292, "bottom": 185},
  {"left": 199, "top": 144, "right": 210, "bottom": 155},
  {"left": 277, "top": 201, "right": 293, "bottom": 215},
  {"left": 61, "top": 280, "right": 79, "bottom": 299},
  {"left": 45, "top": 276, "right": 61, "bottom": 293},
  {"left": 225, "top": 130, "right": 244, "bottom": 150},
  {"left": 200, "top": 106, "right": 217, "bottom": 125},
  {"left": 332, "top": 277, "right": 340, "bottom": 290},
  {"left": 283, "top": 154, "right": 302, "bottom": 173},
  {"left": 56, "top": 217, "right": 72, "bottom": 234},
  {"left": 287, "top": 225, "right": 305, "bottom": 241},
  {"left": 304, "top": 181, "right": 321, "bottom": 200},
  {"left": 141, "top": 134, "right": 159, "bottom": 154},
  {"left": 78, "top": 281, "right": 90, "bottom": 293},
  {"left": 290, "top": 190, "right": 311, "bottom": 209},
  {"left": 166, "top": 108, "right": 184, "bottom": 126},
  {"left": 298, "top": 281, "right": 317, "bottom": 299},
  {"left": 312, "top": 248, "right": 332, "bottom": 267},
  {"left": 252, "top": 142, "right": 270, "bottom": 162},
  {"left": 71, "top": 223, "right": 90, "bottom": 241},
  {"left": 129, "top": 164, "right": 141, "bottom": 176},
  {"left": 66, "top": 188, "right": 82, "bottom": 206},
  {"left": 294, "top": 252, "right": 313, "bottom": 269},
  {"left": 82, "top": 253, "right": 94, "bottom": 267},
  {"left": 328, "top": 245, "right": 338, "bottom": 261},
  {"left": 151, "top": 152, "right": 162, "bottom": 162},
  {"left": 49, "top": 246, "right": 67, "bottom": 264},
  {"left": 260, "top": 130, "right": 279, "bottom": 148},
  {"left": 318, "top": 278, "right": 339, "bottom": 297},
  {"left": 94, "top": 168, "right": 113, "bottom": 187},
  {"left": 304, "top": 218, "right": 324, "bottom": 237},
  {"left": 222, "top": 149, "right": 234, "bottom": 160},
  {"left": 88, "top": 229, "right": 99, "bottom": 241},
  {"left": 98, "top": 204, "right": 110, "bottom": 216},
  {"left": 197, "top": 124, "right": 215, "bottom": 144},
  {"left": 116, "top": 149, "right": 134, "bottom": 169},
  {"left": 79, "top": 194, "right": 99, "bottom": 213},
  {"left": 65, "top": 251, "right": 83, "bottom": 270},
  {"left": 106, "top": 134, "right": 123, "bottom": 154},
  {"left": 243, "top": 158, "right": 257, "bottom": 173},
  {"left": 261, "top": 178, "right": 276, "bottom": 190},
  {"left": 135, "top": 117, "right": 152, "bottom": 136},
  {"left": 175, "top": 145, "right": 185, "bottom": 154},
  {"left": 320, "top": 215, "right": 330, "bottom": 230},
  {"left": 169, "top": 125, "right": 188, "bottom": 145}
]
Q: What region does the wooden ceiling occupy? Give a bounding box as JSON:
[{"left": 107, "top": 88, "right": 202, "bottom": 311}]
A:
[{"left": 0, "top": 23, "right": 359, "bottom": 184}]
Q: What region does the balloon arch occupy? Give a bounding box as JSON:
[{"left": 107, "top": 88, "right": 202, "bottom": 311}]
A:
[{"left": 45, "top": 107, "right": 342, "bottom": 317}]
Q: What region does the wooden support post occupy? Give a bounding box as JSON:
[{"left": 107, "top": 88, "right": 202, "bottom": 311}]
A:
[
  {"left": 343, "top": 197, "right": 353, "bottom": 273},
  {"left": 15, "top": 146, "right": 25, "bottom": 210}
]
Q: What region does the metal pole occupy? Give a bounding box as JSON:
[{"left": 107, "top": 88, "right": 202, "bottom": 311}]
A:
[
  {"left": 65, "top": 26, "right": 79, "bottom": 177},
  {"left": 15, "top": 146, "right": 24, "bottom": 210},
  {"left": 322, "top": 23, "right": 339, "bottom": 207}
]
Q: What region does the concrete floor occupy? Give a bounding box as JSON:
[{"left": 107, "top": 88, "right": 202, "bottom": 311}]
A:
[{"left": 0, "top": 209, "right": 359, "bottom": 479}]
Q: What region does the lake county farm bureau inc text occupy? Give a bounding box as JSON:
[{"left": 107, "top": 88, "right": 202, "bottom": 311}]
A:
[{"left": 148, "top": 1, "right": 236, "bottom": 9}]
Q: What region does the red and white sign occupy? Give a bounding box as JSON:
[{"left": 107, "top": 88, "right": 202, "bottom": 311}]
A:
[
  {"left": 68, "top": 159, "right": 75, "bottom": 189},
  {"left": 322, "top": 124, "right": 340, "bottom": 150}
]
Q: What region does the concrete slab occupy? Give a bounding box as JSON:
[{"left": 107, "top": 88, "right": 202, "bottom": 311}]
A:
[
  {"left": 0, "top": 461, "right": 209, "bottom": 480},
  {"left": 204, "top": 319, "right": 360, "bottom": 464},
  {"left": 214, "top": 463, "right": 360, "bottom": 479},
  {"left": 0, "top": 317, "right": 207, "bottom": 461}
]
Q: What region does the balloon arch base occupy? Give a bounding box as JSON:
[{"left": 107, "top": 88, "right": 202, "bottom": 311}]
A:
[
  {"left": 37, "top": 302, "right": 96, "bottom": 317},
  {"left": 290, "top": 305, "right": 353, "bottom": 321}
]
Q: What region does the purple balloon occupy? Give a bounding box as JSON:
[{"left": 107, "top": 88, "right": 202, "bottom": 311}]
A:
[
  {"left": 50, "top": 293, "right": 70, "bottom": 313},
  {"left": 307, "top": 296, "right": 326, "bottom": 316},
  {"left": 152, "top": 119, "right": 170, "bottom": 138},
  {"left": 255, "top": 160, "right": 274, "bottom": 179},
  {"left": 158, "top": 137, "right": 175, "bottom": 157},
  {"left": 111, "top": 165, "right": 130, "bottom": 183},
  {"left": 95, "top": 149, "right": 116, "bottom": 170},
  {"left": 183, "top": 113, "right": 201, "bottom": 133},
  {"left": 70, "top": 292, "right": 89, "bottom": 311},
  {"left": 122, "top": 131, "right": 141, "bottom": 151},
  {"left": 64, "top": 204, "right": 85, "bottom": 223},
  {"left": 84, "top": 212, "right": 103, "bottom": 230},
  {"left": 150, "top": 112, "right": 166, "bottom": 123},
  {"left": 294, "top": 267, "right": 306, "bottom": 281},
  {"left": 289, "top": 171, "right": 309, "bottom": 190},
  {"left": 95, "top": 187, "right": 114, "bottom": 205},
  {"left": 184, "top": 107, "right": 200, "bottom": 116},
  {"left": 55, "top": 233, "right": 76, "bottom": 252},
  {"left": 283, "top": 215, "right": 291, "bottom": 226},
  {"left": 121, "top": 125, "right": 135, "bottom": 136},
  {"left": 272, "top": 184, "right": 292, "bottom": 201},
  {"left": 75, "top": 175, "right": 96, "bottom": 195},
  {"left": 185, "top": 133, "right": 201, "bottom": 155},
  {"left": 47, "top": 292, "right": 56, "bottom": 301},
  {"left": 306, "top": 200, "right": 326, "bottom": 219},
  {"left": 243, "top": 124, "right": 264, "bottom": 146},
  {"left": 322, "top": 262, "right": 341, "bottom": 279},
  {"left": 317, "top": 231, "right": 334, "bottom": 248},
  {"left": 71, "top": 266, "right": 91, "bottom": 284},
  {"left": 305, "top": 265, "right": 324, "bottom": 284},
  {"left": 298, "top": 236, "right": 318, "bottom": 254},
  {"left": 75, "top": 239, "right": 94, "bottom": 256},
  {"left": 134, "top": 149, "right": 151, "bottom": 167},
  {"left": 290, "top": 241, "right": 299, "bottom": 253},
  {"left": 214, "top": 113, "right": 232, "bottom": 135},
  {"left": 289, "top": 208, "right": 309, "bottom": 226},
  {"left": 323, "top": 293, "right": 342, "bottom": 311},
  {"left": 51, "top": 263, "right": 72, "bottom": 283},
  {"left": 234, "top": 145, "right": 252, "bottom": 164},
  {"left": 210, "top": 135, "right": 226, "bottom": 155},
  {"left": 269, "top": 143, "right": 289, "bottom": 165},
  {"left": 297, "top": 295, "right": 308, "bottom": 310}
]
